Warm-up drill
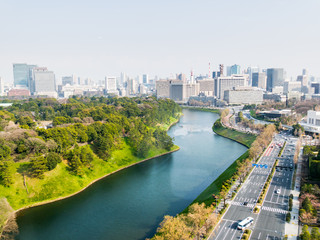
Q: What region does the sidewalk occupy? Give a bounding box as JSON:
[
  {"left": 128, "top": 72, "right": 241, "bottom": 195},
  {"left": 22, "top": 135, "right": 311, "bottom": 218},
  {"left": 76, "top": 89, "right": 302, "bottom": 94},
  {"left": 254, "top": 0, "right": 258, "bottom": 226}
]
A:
[{"left": 285, "top": 148, "right": 302, "bottom": 239}]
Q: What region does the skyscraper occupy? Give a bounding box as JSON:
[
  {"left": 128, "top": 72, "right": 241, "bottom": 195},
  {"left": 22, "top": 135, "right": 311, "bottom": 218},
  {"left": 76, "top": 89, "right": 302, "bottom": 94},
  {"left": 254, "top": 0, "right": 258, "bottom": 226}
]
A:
[
  {"left": 266, "top": 68, "right": 285, "bottom": 92},
  {"left": 13, "top": 63, "right": 37, "bottom": 89},
  {"left": 142, "top": 74, "right": 149, "bottom": 84},
  {"left": 230, "top": 64, "right": 241, "bottom": 75},
  {"left": 105, "top": 77, "right": 118, "bottom": 95},
  {"left": 252, "top": 72, "right": 266, "bottom": 89},
  {"left": 215, "top": 75, "right": 246, "bottom": 100},
  {"left": 33, "top": 67, "right": 56, "bottom": 97}
]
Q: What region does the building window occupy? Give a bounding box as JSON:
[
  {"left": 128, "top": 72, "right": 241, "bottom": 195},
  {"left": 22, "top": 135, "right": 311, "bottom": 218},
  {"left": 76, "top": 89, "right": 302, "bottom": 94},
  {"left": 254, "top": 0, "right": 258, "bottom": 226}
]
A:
[{"left": 316, "top": 119, "right": 320, "bottom": 126}]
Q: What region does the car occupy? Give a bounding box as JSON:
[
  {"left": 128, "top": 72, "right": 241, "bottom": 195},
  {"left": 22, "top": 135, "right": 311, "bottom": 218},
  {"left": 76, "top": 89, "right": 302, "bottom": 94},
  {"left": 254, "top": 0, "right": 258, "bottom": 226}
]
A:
[
  {"left": 276, "top": 189, "right": 281, "bottom": 194},
  {"left": 243, "top": 202, "right": 248, "bottom": 206}
]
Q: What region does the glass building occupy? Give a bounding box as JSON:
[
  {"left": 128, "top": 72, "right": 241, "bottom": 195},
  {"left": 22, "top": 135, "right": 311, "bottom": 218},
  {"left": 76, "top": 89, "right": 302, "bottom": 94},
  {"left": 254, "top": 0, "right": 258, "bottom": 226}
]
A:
[{"left": 13, "top": 63, "right": 37, "bottom": 89}]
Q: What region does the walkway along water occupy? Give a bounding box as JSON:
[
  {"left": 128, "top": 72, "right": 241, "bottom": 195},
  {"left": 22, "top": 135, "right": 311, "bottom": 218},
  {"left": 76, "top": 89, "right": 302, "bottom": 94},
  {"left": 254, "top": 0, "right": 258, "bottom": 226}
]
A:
[{"left": 15, "top": 109, "right": 247, "bottom": 240}]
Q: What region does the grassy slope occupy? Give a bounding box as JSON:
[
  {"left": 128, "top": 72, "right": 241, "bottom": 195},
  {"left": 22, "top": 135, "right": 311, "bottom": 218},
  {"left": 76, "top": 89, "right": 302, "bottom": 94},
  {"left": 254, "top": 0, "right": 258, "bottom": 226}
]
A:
[
  {"left": 187, "top": 119, "right": 256, "bottom": 208},
  {"left": 0, "top": 115, "right": 181, "bottom": 212},
  {"left": 181, "top": 106, "right": 221, "bottom": 114},
  {"left": 0, "top": 142, "right": 179, "bottom": 210}
]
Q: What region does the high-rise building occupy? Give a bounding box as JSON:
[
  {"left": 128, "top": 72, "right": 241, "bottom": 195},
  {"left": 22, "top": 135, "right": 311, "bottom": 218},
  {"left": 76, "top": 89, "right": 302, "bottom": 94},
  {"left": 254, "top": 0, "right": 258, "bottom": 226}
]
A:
[
  {"left": 156, "top": 79, "right": 171, "bottom": 98},
  {"left": 33, "top": 67, "right": 57, "bottom": 97},
  {"left": 252, "top": 72, "right": 266, "bottom": 89},
  {"left": 311, "top": 83, "right": 320, "bottom": 94},
  {"left": 266, "top": 68, "right": 285, "bottom": 92},
  {"left": 198, "top": 79, "right": 215, "bottom": 96},
  {"left": 283, "top": 81, "right": 301, "bottom": 94},
  {"left": 62, "top": 76, "right": 74, "bottom": 86},
  {"left": 13, "top": 63, "right": 37, "bottom": 89},
  {"left": 215, "top": 75, "right": 246, "bottom": 100},
  {"left": 105, "top": 77, "right": 118, "bottom": 95},
  {"left": 230, "top": 64, "right": 241, "bottom": 75},
  {"left": 247, "top": 67, "right": 260, "bottom": 86},
  {"left": 142, "top": 74, "right": 149, "bottom": 84}
]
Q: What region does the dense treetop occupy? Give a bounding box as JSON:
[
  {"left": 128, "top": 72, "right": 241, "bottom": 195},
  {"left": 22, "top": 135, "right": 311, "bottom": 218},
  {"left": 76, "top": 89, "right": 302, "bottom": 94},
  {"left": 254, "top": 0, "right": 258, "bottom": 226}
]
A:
[{"left": 0, "top": 96, "right": 181, "bottom": 186}]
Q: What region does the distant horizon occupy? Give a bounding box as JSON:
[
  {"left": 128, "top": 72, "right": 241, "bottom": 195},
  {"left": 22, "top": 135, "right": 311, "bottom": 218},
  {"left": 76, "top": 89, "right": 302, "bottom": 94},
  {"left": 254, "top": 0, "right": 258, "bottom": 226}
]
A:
[{"left": 1, "top": 0, "right": 320, "bottom": 83}]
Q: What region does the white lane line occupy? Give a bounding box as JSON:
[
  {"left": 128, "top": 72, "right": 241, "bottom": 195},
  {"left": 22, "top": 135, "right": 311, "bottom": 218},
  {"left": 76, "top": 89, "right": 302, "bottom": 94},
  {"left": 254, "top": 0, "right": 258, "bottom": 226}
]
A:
[
  {"left": 258, "top": 232, "right": 261, "bottom": 239},
  {"left": 214, "top": 220, "right": 229, "bottom": 240},
  {"left": 221, "top": 221, "right": 236, "bottom": 240},
  {"left": 230, "top": 227, "right": 238, "bottom": 240}
]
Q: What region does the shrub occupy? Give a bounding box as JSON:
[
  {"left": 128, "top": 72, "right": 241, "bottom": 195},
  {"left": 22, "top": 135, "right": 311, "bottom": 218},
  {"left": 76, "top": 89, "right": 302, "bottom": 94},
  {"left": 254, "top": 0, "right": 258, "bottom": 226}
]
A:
[
  {"left": 286, "top": 212, "right": 291, "bottom": 223},
  {"left": 46, "top": 152, "right": 62, "bottom": 170}
]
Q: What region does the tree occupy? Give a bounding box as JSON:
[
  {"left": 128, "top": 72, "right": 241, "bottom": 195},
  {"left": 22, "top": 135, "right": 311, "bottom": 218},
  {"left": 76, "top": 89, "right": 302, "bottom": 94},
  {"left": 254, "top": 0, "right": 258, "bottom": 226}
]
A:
[
  {"left": 311, "top": 227, "right": 320, "bottom": 240},
  {"left": 300, "top": 225, "right": 311, "bottom": 240},
  {"left": 0, "top": 160, "right": 15, "bottom": 186},
  {"left": 219, "top": 186, "right": 228, "bottom": 207},
  {"left": 0, "top": 144, "right": 11, "bottom": 160},
  {"left": 46, "top": 152, "right": 62, "bottom": 170},
  {"left": 68, "top": 154, "right": 84, "bottom": 176},
  {"left": 155, "top": 215, "right": 191, "bottom": 240},
  {"left": 30, "top": 156, "right": 48, "bottom": 179}
]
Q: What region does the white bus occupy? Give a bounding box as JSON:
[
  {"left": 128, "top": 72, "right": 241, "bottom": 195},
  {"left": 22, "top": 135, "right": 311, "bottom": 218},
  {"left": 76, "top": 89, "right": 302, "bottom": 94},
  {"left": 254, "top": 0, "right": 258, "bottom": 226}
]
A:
[{"left": 237, "top": 217, "right": 254, "bottom": 230}]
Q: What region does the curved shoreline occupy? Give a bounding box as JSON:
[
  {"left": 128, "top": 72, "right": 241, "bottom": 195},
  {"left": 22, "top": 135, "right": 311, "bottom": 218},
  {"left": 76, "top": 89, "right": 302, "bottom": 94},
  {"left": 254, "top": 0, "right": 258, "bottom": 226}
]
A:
[
  {"left": 1, "top": 116, "right": 182, "bottom": 237},
  {"left": 14, "top": 147, "right": 180, "bottom": 216}
]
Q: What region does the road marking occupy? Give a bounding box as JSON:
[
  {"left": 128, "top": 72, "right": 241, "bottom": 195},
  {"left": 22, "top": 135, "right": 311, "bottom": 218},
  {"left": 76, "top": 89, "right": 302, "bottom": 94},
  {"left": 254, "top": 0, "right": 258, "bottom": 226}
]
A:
[
  {"left": 214, "top": 220, "right": 229, "bottom": 240},
  {"left": 258, "top": 232, "right": 261, "bottom": 239},
  {"left": 261, "top": 206, "right": 287, "bottom": 214},
  {"left": 221, "top": 221, "right": 237, "bottom": 240}
]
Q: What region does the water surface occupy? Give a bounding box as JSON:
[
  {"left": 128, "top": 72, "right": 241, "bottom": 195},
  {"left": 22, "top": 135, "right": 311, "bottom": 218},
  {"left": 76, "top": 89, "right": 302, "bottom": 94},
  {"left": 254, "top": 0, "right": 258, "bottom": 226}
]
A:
[{"left": 16, "top": 109, "right": 247, "bottom": 240}]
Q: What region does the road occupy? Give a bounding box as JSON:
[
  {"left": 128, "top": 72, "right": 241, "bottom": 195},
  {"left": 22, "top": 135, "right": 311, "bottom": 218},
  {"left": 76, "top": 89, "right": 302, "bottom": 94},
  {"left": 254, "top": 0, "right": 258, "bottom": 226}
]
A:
[{"left": 209, "top": 132, "right": 297, "bottom": 240}]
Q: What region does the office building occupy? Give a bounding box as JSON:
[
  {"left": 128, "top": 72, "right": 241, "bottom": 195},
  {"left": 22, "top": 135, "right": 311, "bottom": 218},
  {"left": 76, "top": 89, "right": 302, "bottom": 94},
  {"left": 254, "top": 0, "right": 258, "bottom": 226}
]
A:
[
  {"left": 266, "top": 68, "right": 285, "bottom": 92},
  {"left": 62, "top": 76, "right": 74, "bottom": 86},
  {"left": 300, "top": 110, "right": 320, "bottom": 134},
  {"left": 311, "top": 83, "right": 320, "bottom": 94},
  {"left": 224, "top": 87, "right": 263, "bottom": 105},
  {"left": 230, "top": 64, "right": 241, "bottom": 75},
  {"left": 215, "top": 75, "right": 246, "bottom": 100},
  {"left": 198, "top": 79, "right": 215, "bottom": 97},
  {"left": 143, "top": 74, "right": 149, "bottom": 84},
  {"left": 283, "top": 81, "right": 301, "bottom": 94},
  {"left": 7, "top": 89, "right": 30, "bottom": 97},
  {"left": 247, "top": 67, "right": 259, "bottom": 85},
  {"left": 105, "top": 77, "right": 118, "bottom": 95},
  {"left": 13, "top": 63, "right": 37, "bottom": 89},
  {"left": 156, "top": 79, "right": 171, "bottom": 98},
  {"left": 33, "top": 67, "right": 57, "bottom": 97},
  {"left": 252, "top": 72, "right": 266, "bottom": 89}
]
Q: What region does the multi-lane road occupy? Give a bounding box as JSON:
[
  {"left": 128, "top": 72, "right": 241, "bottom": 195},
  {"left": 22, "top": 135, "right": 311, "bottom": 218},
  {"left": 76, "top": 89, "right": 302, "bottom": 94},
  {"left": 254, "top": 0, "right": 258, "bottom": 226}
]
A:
[{"left": 209, "top": 132, "right": 297, "bottom": 240}]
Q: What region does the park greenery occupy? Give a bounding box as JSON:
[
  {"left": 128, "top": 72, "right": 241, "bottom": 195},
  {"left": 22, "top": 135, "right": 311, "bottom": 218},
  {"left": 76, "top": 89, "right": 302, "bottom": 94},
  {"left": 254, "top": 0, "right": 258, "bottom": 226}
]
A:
[
  {"left": 303, "top": 145, "right": 320, "bottom": 180},
  {"left": 299, "top": 183, "right": 320, "bottom": 224},
  {"left": 0, "top": 96, "right": 181, "bottom": 233}
]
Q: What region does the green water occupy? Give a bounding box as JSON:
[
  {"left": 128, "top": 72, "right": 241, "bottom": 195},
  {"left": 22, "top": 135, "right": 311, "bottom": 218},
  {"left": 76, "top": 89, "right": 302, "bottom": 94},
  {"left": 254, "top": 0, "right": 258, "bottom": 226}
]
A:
[{"left": 16, "top": 109, "right": 247, "bottom": 240}]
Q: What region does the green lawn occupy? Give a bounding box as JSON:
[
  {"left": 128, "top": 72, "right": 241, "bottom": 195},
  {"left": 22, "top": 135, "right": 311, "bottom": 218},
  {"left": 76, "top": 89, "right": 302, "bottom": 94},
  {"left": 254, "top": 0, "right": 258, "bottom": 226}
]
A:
[
  {"left": 0, "top": 142, "right": 179, "bottom": 211},
  {"left": 212, "top": 120, "right": 256, "bottom": 147},
  {"left": 182, "top": 106, "right": 221, "bottom": 114}
]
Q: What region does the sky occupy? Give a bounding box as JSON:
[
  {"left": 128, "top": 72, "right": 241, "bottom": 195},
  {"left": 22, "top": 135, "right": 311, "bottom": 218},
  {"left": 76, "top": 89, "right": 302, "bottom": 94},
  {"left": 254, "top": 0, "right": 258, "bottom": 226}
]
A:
[{"left": 0, "top": 0, "right": 320, "bottom": 83}]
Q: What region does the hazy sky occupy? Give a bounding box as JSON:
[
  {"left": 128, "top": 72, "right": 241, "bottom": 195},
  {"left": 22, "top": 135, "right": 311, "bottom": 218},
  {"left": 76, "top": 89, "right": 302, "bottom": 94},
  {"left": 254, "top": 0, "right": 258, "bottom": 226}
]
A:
[{"left": 0, "top": 0, "right": 319, "bottom": 83}]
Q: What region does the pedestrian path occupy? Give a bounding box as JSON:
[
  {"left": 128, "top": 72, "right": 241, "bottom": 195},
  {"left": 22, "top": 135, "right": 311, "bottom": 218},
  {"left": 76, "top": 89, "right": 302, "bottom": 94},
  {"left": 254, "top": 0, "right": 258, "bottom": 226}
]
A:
[
  {"left": 228, "top": 201, "right": 255, "bottom": 208},
  {"left": 261, "top": 206, "right": 287, "bottom": 214},
  {"left": 284, "top": 147, "right": 302, "bottom": 240}
]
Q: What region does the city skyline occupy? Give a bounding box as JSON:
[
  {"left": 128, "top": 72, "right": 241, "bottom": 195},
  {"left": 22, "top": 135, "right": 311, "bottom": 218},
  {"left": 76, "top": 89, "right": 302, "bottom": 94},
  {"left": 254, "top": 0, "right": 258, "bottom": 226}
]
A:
[{"left": 1, "top": 0, "right": 320, "bottom": 82}]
